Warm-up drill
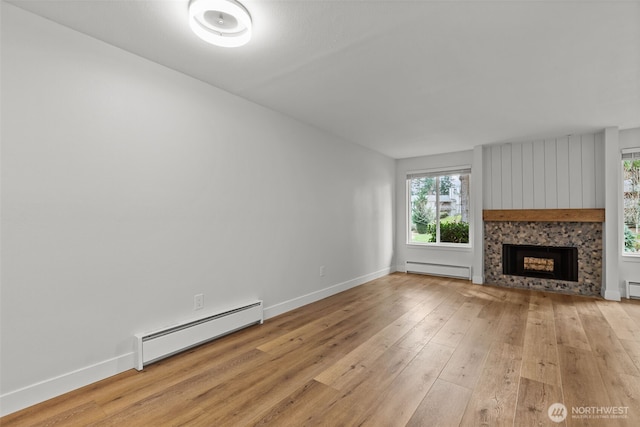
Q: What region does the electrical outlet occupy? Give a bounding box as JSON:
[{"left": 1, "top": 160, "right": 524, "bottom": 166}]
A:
[
  {"left": 319, "top": 266, "right": 325, "bottom": 277},
  {"left": 194, "top": 294, "right": 204, "bottom": 310}
]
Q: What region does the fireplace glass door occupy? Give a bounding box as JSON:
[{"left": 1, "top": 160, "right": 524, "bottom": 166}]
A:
[{"left": 503, "top": 244, "right": 578, "bottom": 282}]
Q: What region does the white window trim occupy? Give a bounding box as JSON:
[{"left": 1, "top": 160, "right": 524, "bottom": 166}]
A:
[
  {"left": 621, "top": 148, "right": 640, "bottom": 257},
  {"left": 406, "top": 165, "right": 472, "bottom": 179},
  {"left": 406, "top": 241, "right": 473, "bottom": 250},
  {"left": 406, "top": 166, "right": 472, "bottom": 247}
]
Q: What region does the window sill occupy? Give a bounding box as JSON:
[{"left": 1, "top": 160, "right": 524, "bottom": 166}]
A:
[
  {"left": 406, "top": 243, "right": 473, "bottom": 251},
  {"left": 622, "top": 253, "right": 640, "bottom": 262}
]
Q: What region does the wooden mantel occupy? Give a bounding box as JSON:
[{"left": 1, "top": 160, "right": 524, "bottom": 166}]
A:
[{"left": 483, "top": 208, "right": 605, "bottom": 223}]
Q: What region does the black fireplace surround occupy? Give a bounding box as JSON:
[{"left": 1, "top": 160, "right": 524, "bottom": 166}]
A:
[{"left": 503, "top": 244, "right": 578, "bottom": 282}]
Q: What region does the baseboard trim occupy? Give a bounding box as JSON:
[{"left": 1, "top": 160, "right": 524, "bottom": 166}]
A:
[
  {"left": 0, "top": 352, "right": 134, "bottom": 417},
  {"left": 603, "top": 288, "right": 621, "bottom": 301},
  {"left": 264, "top": 266, "right": 395, "bottom": 319}
]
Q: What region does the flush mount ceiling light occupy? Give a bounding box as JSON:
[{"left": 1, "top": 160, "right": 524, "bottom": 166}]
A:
[{"left": 188, "top": 0, "right": 252, "bottom": 48}]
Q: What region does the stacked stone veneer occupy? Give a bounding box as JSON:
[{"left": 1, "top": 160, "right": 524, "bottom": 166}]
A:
[{"left": 484, "top": 221, "right": 602, "bottom": 296}]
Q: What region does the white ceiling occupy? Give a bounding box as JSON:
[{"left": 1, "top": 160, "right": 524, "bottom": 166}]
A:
[{"left": 8, "top": 0, "right": 640, "bottom": 159}]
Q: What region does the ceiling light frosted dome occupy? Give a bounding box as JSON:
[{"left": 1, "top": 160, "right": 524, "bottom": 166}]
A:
[{"left": 188, "top": 0, "right": 252, "bottom": 48}]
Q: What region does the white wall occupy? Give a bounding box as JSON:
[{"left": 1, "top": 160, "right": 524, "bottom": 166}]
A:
[
  {"left": 395, "top": 150, "right": 475, "bottom": 275},
  {"left": 619, "top": 127, "right": 640, "bottom": 295},
  {"left": 483, "top": 133, "right": 605, "bottom": 209},
  {"left": 0, "top": 3, "right": 395, "bottom": 414}
]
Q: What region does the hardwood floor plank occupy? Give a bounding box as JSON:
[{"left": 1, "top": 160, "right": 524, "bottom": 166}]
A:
[
  {"left": 430, "top": 299, "right": 484, "bottom": 348},
  {"left": 191, "top": 348, "right": 342, "bottom": 425},
  {"left": 395, "top": 291, "right": 464, "bottom": 352},
  {"left": 192, "top": 308, "right": 402, "bottom": 426},
  {"left": 492, "top": 299, "right": 529, "bottom": 347},
  {"left": 529, "top": 292, "right": 555, "bottom": 316},
  {"left": 503, "top": 287, "right": 532, "bottom": 305},
  {"left": 579, "top": 314, "right": 640, "bottom": 376},
  {"left": 89, "top": 392, "right": 207, "bottom": 426},
  {"left": 1, "top": 402, "right": 106, "bottom": 427},
  {"left": 243, "top": 380, "right": 338, "bottom": 427},
  {"left": 103, "top": 348, "right": 270, "bottom": 415},
  {"left": 598, "top": 371, "right": 640, "bottom": 427},
  {"left": 572, "top": 295, "right": 604, "bottom": 318},
  {"left": 557, "top": 345, "right": 618, "bottom": 427},
  {"left": 620, "top": 299, "right": 640, "bottom": 326},
  {"left": 450, "top": 281, "right": 525, "bottom": 306},
  {"left": 301, "top": 345, "right": 417, "bottom": 425},
  {"left": 359, "top": 342, "right": 454, "bottom": 427},
  {"left": 313, "top": 295, "right": 449, "bottom": 390},
  {"left": 269, "top": 273, "right": 415, "bottom": 331},
  {"left": 438, "top": 301, "right": 504, "bottom": 389},
  {"left": 596, "top": 300, "right": 640, "bottom": 342},
  {"left": 405, "top": 379, "right": 472, "bottom": 427},
  {"left": 438, "top": 321, "right": 495, "bottom": 389},
  {"left": 620, "top": 339, "right": 640, "bottom": 372},
  {"left": 521, "top": 294, "right": 562, "bottom": 386},
  {"left": 552, "top": 294, "right": 592, "bottom": 351},
  {"left": 268, "top": 285, "right": 378, "bottom": 331},
  {"left": 515, "top": 377, "right": 565, "bottom": 427},
  {"left": 459, "top": 342, "right": 523, "bottom": 427},
  {"left": 257, "top": 289, "right": 418, "bottom": 357}
]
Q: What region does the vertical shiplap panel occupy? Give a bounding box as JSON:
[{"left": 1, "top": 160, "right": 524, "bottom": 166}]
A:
[
  {"left": 522, "top": 142, "right": 534, "bottom": 208},
  {"left": 556, "top": 136, "right": 570, "bottom": 208},
  {"left": 594, "top": 132, "right": 605, "bottom": 208},
  {"left": 533, "top": 141, "right": 546, "bottom": 208},
  {"left": 568, "top": 134, "right": 583, "bottom": 208},
  {"left": 483, "top": 146, "right": 492, "bottom": 208},
  {"left": 491, "top": 145, "right": 502, "bottom": 208},
  {"left": 501, "top": 144, "right": 512, "bottom": 209},
  {"left": 544, "top": 139, "right": 558, "bottom": 208},
  {"left": 511, "top": 143, "right": 523, "bottom": 209},
  {"left": 581, "top": 133, "right": 596, "bottom": 208}
]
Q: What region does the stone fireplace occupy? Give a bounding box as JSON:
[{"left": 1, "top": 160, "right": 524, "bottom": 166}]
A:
[{"left": 484, "top": 209, "right": 604, "bottom": 296}]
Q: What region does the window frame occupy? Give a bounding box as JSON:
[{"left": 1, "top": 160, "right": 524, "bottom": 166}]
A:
[
  {"left": 406, "top": 165, "right": 472, "bottom": 248},
  {"left": 622, "top": 148, "right": 640, "bottom": 258}
]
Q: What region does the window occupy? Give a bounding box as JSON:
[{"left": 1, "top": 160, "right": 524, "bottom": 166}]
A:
[
  {"left": 407, "top": 167, "right": 471, "bottom": 245},
  {"left": 623, "top": 149, "right": 640, "bottom": 254}
]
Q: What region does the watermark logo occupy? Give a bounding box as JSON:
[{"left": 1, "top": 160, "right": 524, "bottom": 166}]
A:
[
  {"left": 571, "top": 405, "right": 629, "bottom": 420},
  {"left": 548, "top": 403, "right": 630, "bottom": 422},
  {"left": 548, "top": 403, "right": 567, "bottom": 423}
]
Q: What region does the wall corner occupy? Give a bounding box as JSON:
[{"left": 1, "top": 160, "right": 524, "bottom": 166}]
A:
[{"left": 472, "top": 145, "right": 484, "bottom": 285}]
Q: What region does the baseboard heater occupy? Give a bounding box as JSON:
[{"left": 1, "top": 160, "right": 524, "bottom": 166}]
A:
[
  {"left": 626, "top": 281, "right": 640, "bottom": 299},
  {"left": 406, "top": 261, "right": 471, "bottom": 280},
  {"left": 135, "top": 300, "right": 263, "bottom": 371}
]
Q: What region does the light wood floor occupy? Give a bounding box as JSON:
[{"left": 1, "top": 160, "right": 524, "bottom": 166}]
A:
[{"left": 3, "top": 273, "right": 640, "bottom": 426}]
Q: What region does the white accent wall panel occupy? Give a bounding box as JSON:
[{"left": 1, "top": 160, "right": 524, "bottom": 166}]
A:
[
  {"left": 522, "top": 142, "right": 534, "bottom": 209},
  {"left": 556, "top": 136, "right": 570, "bottom": 209},
  {"left": 511, "top": 143, "right": 523, "bottom": 209},
  {"left": 595, "top": 132, "right": 606, "bottom": 208},
  {"left": 483, "top": 133, "right": 604, "bottom": 209},
  {"left": 533, "top": 141, "right": 546, "bottom": 208}
]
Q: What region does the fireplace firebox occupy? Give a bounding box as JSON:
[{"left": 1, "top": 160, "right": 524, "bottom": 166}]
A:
[{"left": 503, "top": 244, "right": 578, "bottom": 282}]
